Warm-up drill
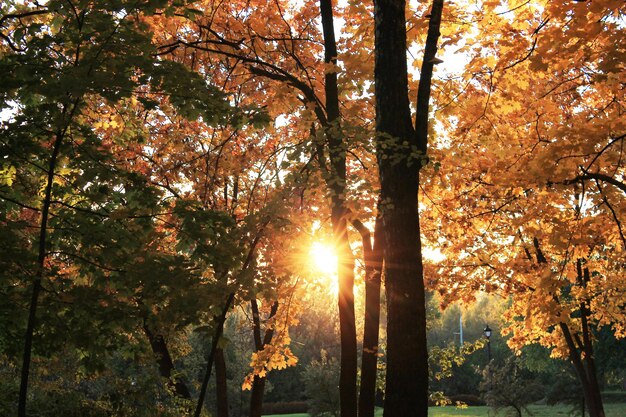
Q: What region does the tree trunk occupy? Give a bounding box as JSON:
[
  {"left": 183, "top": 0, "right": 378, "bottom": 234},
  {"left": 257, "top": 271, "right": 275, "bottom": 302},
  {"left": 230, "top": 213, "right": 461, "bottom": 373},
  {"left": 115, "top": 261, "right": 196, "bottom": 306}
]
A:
[
  {"left": 581, "top": 381, "right": 604, "bottom": 417},
  {"left": 215, "top": 347, "right": 229, "bottom": 417},
  {"left": 380, "top": 185, "right": 428, "bottom": 417},
  {"left": 335, "top": 215, "right": 357, "bottom": 417},
  {"left": 143, "top": 325, "right": 192, "bottom": 400},
  {"left": 551, "top": 260, "right": 606, "bottom": 417},
  {"left": 249, "top": 300, "right": 279, "bottom": 417},
  {"left": 352, "top": 216, "right": 384, "bottom": 417},
  {"left": 560, "top": 322, "right": 606, "bottom": 417},
  {"left": 578, "top": 266, "right": 605, "bottom": 417},
  {"left": 19, "top": 100, "right": 80, "bottom": 417},
  {"left": 249, "top": 375, "right": 267, "bottom": 417},
  {"left": 195, "top": 228, "right": 267, "bottom": 417},
  {"left": 194, "top": 292, "right": 235, "bottom": 417},
  {"left": 319, "top": 1, "right": 358, "bottom": 417},
  {"left": 373, "top": 0, "right": 444, "bottom": 416}
]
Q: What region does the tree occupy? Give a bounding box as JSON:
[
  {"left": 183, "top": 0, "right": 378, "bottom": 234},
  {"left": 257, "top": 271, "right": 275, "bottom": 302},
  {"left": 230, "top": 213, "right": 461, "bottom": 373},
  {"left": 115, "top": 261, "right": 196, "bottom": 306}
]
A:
[
  {"left": 0, "top": 3, "right": 292, "bottom": 416},
  {"left": 428, "top": 2, "right": 626, "bottom": 417},
  {"left": 0, "top": 2, "right": 237, "bottom": 415},
  {"left": 373, "top": 0, "right": 444, "bottom": 415},
  {"left": 215, "top": 346, "right": 230, "bottom": 417},
  {"left": 147, "top": 2, "right": 378, "bottom": 415}
]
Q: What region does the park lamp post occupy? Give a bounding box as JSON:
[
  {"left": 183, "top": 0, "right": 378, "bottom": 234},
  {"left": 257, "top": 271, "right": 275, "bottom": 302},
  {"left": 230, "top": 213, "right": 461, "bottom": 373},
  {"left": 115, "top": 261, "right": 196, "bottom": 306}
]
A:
[{"left": 484, "top": 325, "right": 492, "bottom": 362}]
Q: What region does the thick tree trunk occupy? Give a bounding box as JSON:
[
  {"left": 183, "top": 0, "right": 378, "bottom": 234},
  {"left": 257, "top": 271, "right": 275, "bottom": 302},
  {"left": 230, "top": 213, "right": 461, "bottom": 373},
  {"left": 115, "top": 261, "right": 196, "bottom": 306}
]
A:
[
  {"left": 581, "top": 357, "right": 604, "bottom": 417},
  {"left": 380, "top": 187, "right": 428, "bottom": 417},
  {"left": 374, "top": 0, "right": 423, "bottom": 414},
  {"left": 581, "top": 381, "right": 604, "bottom": 417},
  {"left": 578, "top": 266, "right": 605, "bottom": 417},
  {"left": 352, "top": 216, "right": 384, "bottom": 417},
  {"left": 319, "top": 1, "right": 358, "bottom": 417},
  {"left": 373, "top": 1, "right": 444, "bottom": 416},
  {"left": 249, "top": 375, "right": 267, "bottom": 417},
  {"left": 249, "top": 300, "right": 279, "bottom": 417},
  {"left": 143, "top": 325, "right": 192, "bottom": 400},
  {"left": 560, "top": 262, "right": 606, "bottom": 417},
  {"left": 215, "top": 347, "right": 229, "bottom": 417}
]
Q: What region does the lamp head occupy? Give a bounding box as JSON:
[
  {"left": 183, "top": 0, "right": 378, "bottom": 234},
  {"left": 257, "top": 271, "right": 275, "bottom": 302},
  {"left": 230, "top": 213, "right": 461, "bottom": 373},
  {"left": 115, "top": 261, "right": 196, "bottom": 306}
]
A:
[{"left": 484, "top": 325, "right": 492, "bottom": 339}]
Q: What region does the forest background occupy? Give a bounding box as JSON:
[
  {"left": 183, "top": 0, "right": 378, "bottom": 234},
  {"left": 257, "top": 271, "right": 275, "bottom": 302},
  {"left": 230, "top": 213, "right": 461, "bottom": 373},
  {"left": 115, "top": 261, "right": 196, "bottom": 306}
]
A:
[{"left": 0, "top": 1, "right": 625, "bottom": 417}]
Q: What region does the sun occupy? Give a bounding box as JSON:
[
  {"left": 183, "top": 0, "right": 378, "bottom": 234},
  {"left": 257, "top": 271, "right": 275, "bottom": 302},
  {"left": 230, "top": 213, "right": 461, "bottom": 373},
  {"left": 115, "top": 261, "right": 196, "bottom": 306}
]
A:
[
  {"left": 307, "top": 241, "right": 341, "bottom": 296},
  {"left": 310, "top": 242, "right": 338, "bottom": 276}
]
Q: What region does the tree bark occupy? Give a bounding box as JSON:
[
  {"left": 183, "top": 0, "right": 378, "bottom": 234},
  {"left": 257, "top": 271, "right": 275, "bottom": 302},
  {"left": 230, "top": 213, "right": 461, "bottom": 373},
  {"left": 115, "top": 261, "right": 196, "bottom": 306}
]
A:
[
  {"left": 319, "top": 1, "right": 358, "bottom": 417},
  {"left": 379, "top": 185, "right": 427, "bottom": 417},
  {"left": 373, "top": 1, "right": 444, "bottom": 416},
  {"left": 215, "top": 347, "right": 229, "bottom": 417},
  {"left": 249, "top": 375, "right": 267, "bottom": 417},
  {"left": 143, "top": 325, "right": 192, "bottom": 400},
  {"left": 352, "top": 216, "right": 384, "bottom": 417},
  {"left": 249, "top": 300, "right": 279, "bottom": 417}
]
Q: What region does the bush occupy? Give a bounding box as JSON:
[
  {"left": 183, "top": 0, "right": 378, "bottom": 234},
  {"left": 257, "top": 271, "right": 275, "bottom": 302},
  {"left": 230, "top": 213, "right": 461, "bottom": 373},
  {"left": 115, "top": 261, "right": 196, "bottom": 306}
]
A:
[
  {"left": 602, "top": 391, "right": 626, "bottom": 403},
  {"left": 448, "top": 394, "right": 486, "bottom": 406},
  {"left": 480, "top": 357, "right": 544, "bottom": 417},
  {"left": 0, "top": 358, "right": 186, "bottom": 417},
  {"left": 262, "top": 401, "right": 309, "bottom": 415},
  {"left": 546, "top": 371, "right": 582, "bottom": 403},
  {"left": 302, "top": 350, "right": 340, "bottom": 417}
]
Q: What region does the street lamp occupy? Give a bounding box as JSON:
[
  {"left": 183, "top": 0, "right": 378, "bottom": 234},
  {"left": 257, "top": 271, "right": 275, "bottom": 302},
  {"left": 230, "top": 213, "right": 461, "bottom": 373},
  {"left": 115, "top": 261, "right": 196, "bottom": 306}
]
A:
[{"left": 484, "top": 325, "right": 492, "bottom": 362}]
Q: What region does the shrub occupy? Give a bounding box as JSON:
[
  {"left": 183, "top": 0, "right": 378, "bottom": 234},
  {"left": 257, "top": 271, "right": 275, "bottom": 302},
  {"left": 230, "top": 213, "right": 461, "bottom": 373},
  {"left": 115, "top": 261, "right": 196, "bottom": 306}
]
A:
[
  {"left": 261, "top": 401, "right": 309, "bottom": 415},
  {"left": 480, "top": 357, "right": 544, "bottom": 417},
  {"left": 302, "top": 350, "right": 340, "bottom": 417},
  {"left": 448, "top": 394, "right": 486, "bottom": 406}
]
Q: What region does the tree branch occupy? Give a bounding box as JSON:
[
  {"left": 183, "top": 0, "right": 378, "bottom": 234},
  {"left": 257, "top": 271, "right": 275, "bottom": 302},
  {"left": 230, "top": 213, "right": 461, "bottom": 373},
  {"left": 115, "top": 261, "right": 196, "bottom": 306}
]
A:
[
  {"left": 414, "top": 0, "right": 444, "bottom": 155},
  {"left": 564, "top": 172, "right": 626, "bottom": 195}
]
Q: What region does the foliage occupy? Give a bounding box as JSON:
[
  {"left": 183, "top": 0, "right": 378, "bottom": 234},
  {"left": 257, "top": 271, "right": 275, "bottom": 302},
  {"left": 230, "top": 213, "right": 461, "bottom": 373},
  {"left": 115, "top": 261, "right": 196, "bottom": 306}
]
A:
[
  {"left": 0, "top": 354, "right": 188, "bottom": 417},
  {"left": 430, "top": 339, "right": 486, "bottom": 382},
  {"left": 427, "top": 294, "right": 510, "bottom": 397},
  {"left": 0, "top": 0, "right": 241, "bottom": 353},
  {"left": 594, "top": 326, "right": 626, "bottom": 389},
  {"left": 0, "top": 0, "right": 276, "bottom": 415}
]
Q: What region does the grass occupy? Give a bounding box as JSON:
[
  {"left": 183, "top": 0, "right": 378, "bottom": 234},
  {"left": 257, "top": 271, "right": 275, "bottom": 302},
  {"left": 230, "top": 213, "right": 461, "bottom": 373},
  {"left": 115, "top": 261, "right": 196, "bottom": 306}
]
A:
[
  {"left": 429, "top": 403, "right": 626, "bottom": 417},
  {"left": 263, "top": 403, "right": 626, "bottom": 417}
]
